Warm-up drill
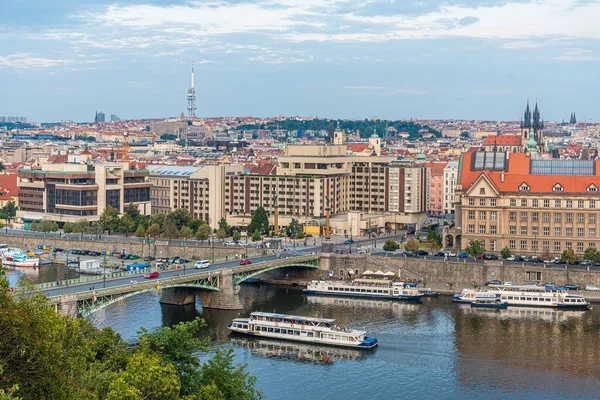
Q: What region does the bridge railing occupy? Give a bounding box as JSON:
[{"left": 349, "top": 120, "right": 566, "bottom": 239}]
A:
[
  {"left": 35, "top": 250, "right": 275, "bottom": 291},
  {"left": 233, "top": 254, "right": 319, "bottom": 274}
]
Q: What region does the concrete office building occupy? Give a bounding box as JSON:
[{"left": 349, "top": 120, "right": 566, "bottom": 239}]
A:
[{"left": 17, "top": 162, "right": 151, "bottom": 225}]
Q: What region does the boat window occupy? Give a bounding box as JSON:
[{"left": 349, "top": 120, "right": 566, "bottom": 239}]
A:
[
  {"left": 243, "top": 325, "right": 248, "bottom": 329},
  {"left": 274, "top": 328, "right": 280, "bottom": 333},
  {"left": 308, "top": 332, "right": 314, "bottom": 337},
  {"left": 268, "top": 328, "right": 274, "bottom": 333},
  {"left": 294, "top": 330, "right": 300, "bottom": 336},
  {"left": 255, "top": 326, "right": 260, "bottom": 331}
]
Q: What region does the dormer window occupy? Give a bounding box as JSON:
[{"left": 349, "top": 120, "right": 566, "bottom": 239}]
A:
[
  {"left": 553, "top": 183, "right": 564, "bottom": 192},
  {"left": 587, "top": 184, "right": 598, "bottom": 193},
  {"left": 479, "top": 188, "right": 486, "bottom": 195},
  {"left": 519, "top": 183, "right": 530, "bottom": 192}
]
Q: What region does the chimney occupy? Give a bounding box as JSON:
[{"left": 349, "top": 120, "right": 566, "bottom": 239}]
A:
[{"left": 501, "top": 172, "right": 505, "bottom": 183}]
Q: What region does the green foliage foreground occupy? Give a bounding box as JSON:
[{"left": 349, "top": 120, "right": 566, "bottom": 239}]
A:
[{"left": 0, "top": 270, "right": 262, "bottom": 400}]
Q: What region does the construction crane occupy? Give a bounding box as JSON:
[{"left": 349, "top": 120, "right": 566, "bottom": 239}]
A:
[{"left": 122, "top": 132, "right": 130, "bottom": 162}]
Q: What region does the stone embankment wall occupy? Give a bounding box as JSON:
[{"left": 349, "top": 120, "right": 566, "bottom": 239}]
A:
[
  {"left": 319, "top": 254, "right": 600, "bottom": 287},
  {"left": 0, "top": 234, "right": 254, "bottom": 260}
]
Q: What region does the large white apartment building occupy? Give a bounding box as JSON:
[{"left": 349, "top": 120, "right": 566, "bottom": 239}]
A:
[{"left": 444, "top": 160, "right": 459, "bottom": 215}]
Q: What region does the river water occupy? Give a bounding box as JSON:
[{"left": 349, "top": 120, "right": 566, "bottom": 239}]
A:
[{"left": 82, "top": 284, "right": 600, "bottom": 400}]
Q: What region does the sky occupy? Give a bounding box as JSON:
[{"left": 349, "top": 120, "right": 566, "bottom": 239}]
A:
[{"left": 0, "top": 0, "right": 599, "bottom": 123}]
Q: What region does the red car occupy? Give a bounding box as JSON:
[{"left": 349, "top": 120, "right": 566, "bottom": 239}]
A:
[
  {"left": 144, "top": 271, "right": 160, "bottom": 279},
  {"left": 239, "top": 259, "right": 252, "bottom": 265}
]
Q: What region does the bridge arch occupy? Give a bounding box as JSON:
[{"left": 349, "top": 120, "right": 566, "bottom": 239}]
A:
[{"left": 232, "top": 258, "right": 319, "bottom": 285}]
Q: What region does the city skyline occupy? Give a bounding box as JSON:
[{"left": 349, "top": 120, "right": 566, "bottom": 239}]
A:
[{"left": 1, "top": 0, "right": 599, "bottom": 122}]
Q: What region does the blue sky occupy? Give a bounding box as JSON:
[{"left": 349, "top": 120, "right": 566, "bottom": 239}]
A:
[{"left": 1, "top": 0, "right": 599, "bottom": 122}]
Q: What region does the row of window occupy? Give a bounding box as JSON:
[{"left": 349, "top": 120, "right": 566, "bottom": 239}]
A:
[
  {"left": 468, "top": 224, "right": 597, "bottom": 237},
  {"left": 507, "top": 240, "right": 592, "bottom": 252},
  {"left": 468, "top": 198, "right": 598, "bottom": 208},
  {"left": 468, "top": 210, "right": 597, "bottom": 224}
]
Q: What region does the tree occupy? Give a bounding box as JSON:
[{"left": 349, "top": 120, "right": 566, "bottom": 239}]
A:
[
  {"left": 561, "top": 248, "right": 578, "bottom": 264},
  {"left": 465, "top": 240, "right": 486, "bottom": 259},
  {"left": 50, "top": 222, "right": 59, "bottom": 232},
  {"left": 404, "top": 238, "right": 420, "bottom": 252},
  {"left": 216, "top": 228, "right": 227, "bottom": 241},
  {"left": 189, "top": 219, "right": 202, "bottom": 234},
  {"left": 199, "top": 348, "right": 262, "bottom": 400},
  {"left": 125, "top": 203, "right": 146, "bottom": 228},
  {"left": 501, "top": 247, "right": 511, "bottom": 260},
  {"left": 167, "top": 209, "right": 192, "bottom": 230},
  {"left": 146, "top": 223, "right": 161, "bottom": 257},
  {"left": 119, "top": 214, "right": 137, "bottom": 237},
  {"left": 218, "top": 218, "right": 231, "bottom": 237},
  {"left": 251, "top": 229, "right": 262, "bottom": 242},
  {"left": 196, "top": 223, "right": 210, "bottom": 244},
  {"left": 88, "top": 221, "right": 103, "bottom": 239},
  {"left": 162, "top": 220, "right": 179, "bottom": 242},
  {"left": 383, "top": 239, "right": 399, "bottom": 252},
  {"left": 1, "top": 201, "right": 18, "bottom": 223},
  {"left": 73, "top": 218, "right": 89, "bottom": 239},
  {"left": 149, "top": 214, "right": 166, "bottom": 230},
  {"left": 179, "top": 226, "right": 193, "bottom": 243},
  {"left": 584, "top": 247, "right": 600, "bottom": 263},
  {"left": 426, "top": 226, "right": 442, "bottom": 247},
  {"left": 232, "top": 231, "right": 241, "bottom": 241},
  {"left": 134, "top": 225, "right": 146, "bottom": 238},
  {"left": 106, "top": 352, "right": 180, "bottom": 400},
  {"left": 100, "top": 205, "right": 120, "bottom": 235},
  {"left": 63, "top": 221, "right": 74, "bottom": 234},
  {"left": 285, "top": 218, "right": 302, "bottom": 238},
  {"left": 247, "top": 207, "right": 269, "bottom": 237}
]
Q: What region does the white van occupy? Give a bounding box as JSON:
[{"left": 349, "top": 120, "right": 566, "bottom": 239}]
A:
[{"left": 194, "top": 260, "right": 210, "bottom": 269}]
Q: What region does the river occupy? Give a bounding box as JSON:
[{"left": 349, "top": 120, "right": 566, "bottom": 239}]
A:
[{"left": 81, "top": 284, "right": 600, "bottom": 400}]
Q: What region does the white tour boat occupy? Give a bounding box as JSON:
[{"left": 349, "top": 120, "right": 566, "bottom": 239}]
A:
[
  {"left": 453, "top": 284, "right": 589, "bottom": 309},
  {"left": 0, "top": 246, "right": 40, "bottom": 268},
  {"left": 228, "top": 312, "right": 378, "bottom": 349},
  {"left": 304, "top": 279, "right": 424, "bottom": 301}
]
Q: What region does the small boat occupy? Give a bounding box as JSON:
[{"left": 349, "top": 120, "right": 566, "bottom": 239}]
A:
[
  {"left": 470, "top": 294, "right": 508, "bottom": 309},
  {"left": 0, "top": 246, "right": 40, "bottom": 268},
  {"left": 228, "top": 312, "right": 378, "bottom": 350}
]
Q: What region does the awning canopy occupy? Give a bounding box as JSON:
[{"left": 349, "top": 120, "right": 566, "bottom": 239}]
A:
[
  {"left": 374, "top": 270, "right": 385, "bottom": 275},
  {"left": 383, "top": 271, "right": 395, "bottom": 276},
  {"left": 363, "top": 270, "right": 374, "bottom": 275}
]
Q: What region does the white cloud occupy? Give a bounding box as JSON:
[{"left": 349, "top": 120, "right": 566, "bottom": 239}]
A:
[
  {"left": 554, "top": 48, "right": 599, "bottom": 61},
  {"left": 0, "top": 53, "right": 71, "bottom": 69}
]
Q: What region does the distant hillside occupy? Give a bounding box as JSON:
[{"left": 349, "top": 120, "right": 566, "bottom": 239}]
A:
[{"left": 236, "top": 118, "right": 440, "bottom": 139}]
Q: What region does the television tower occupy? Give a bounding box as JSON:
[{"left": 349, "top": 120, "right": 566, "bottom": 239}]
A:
[{"left": 187, "top": 62, "right": 196, "bottom": 120}]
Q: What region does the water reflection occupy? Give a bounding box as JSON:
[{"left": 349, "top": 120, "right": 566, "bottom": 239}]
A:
[
  {"left": 230, "top": 336, "right": 365, "bottom": 365},
  {"left": 5, "top": 265, "right": 81, "bottom": 287}
]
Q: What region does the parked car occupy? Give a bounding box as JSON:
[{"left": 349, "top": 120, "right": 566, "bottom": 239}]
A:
[
  {"left": 445, "top": 251, "right": 457, "bottom": 257},
  {"left": 564, "top": 284, "right": 581, "bottom": 291},
  {"left": 434, "top": 251, "right": 446, "bottom": 257},
  {"left": 483, "top": 254, "right": 498, "bottom": 260},
  {"left": 194, "top": 260, "right": 210, "bottom": 269},
  {"left": 585, "top": 284, "right": 600, "bottom": 291},
  {"left": 415, "top": 250, "right": 429, "bottom": 256},
  {"left": 485, "top": 280, "right": 501, "bottom": 286},
  {"left": 175, "top": 258, "right": 190, "bottom": 264},
  {"left": 157, "top": 258, "right": 169, "bottom": 263},
  {"left": 544, "top": 282, "right": 556, "bottom": 287},
  {"left": 580, "top": 260, "right": 592, "bottom": 266},
  {"left": 513, "top": 256, "right": 525, "bottom": 262},
  {"left": 118, "top": 253, "right": 128, "bottom": 259},
  {"left": 240, "top": 259, "right": 252, "bottom": 265},
  {"left": 144, "top": 271, "right": 160, "bottom": 279},
  {"left": 52, "top": 248, "right": 64, "bottom": 253},
  {"left": 127, "top": 254, "right": 140, "bottom": 260},
  {"left": 457, "top": 252, "right": 469, "bottom": 258},
  {"left": 168, "top": 256, "right": 180, "bottom": 264},
  {"left": 403, "top": 251, "right": 416, "bottom": 257},
  {"left": 144, "top": 256, "right": 155, "bottom": 261},
  {"left": 88, "top": 251, "right": 101, "bottom": 256}
]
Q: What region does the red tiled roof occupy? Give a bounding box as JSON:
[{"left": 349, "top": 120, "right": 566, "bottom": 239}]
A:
[
  {"left": 482, "top": 135, "right": 522, "bottom": 145},
  {"left": 347, "top": 144, "right": 369, "bottom": 153},
  {"left": 460, "top": 152, "right": 600, "bottom": 194}
]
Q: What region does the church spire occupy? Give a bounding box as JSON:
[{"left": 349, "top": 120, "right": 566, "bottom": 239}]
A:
[{"left": 522, "top": 100, "right": 531, "bottom": 129}]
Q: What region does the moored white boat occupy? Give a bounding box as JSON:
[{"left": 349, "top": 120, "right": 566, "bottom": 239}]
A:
[
  {"left": 470, "top": 293, "right": 508, "bottom": 309},
  {"left": 228, "top": 312, "right": 378, "bottom": 349},
  {"left": 0, "top": 246, "right": 40, "bottom": 268},
  {"left": 304, "top": 279, "right": 424, "bottom": 301},
  {"left": 454, "top": 285, "right": 588, "bottom": 309}
]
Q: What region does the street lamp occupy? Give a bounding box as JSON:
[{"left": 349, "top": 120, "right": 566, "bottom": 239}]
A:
[{"left": 65, "top": 248, "right": 69, "bottom": 287}]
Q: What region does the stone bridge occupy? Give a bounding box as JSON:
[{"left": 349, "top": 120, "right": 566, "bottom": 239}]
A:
[{"left": 47, "top": 254, "right": 320, "bottom": 318}]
